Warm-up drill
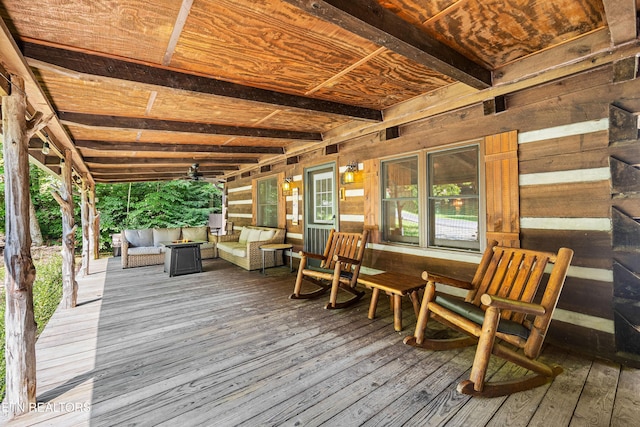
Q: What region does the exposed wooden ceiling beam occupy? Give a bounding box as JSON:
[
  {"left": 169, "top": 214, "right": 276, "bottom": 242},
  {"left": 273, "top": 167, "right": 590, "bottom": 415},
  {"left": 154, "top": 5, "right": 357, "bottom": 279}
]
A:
[
  {"left": 58, "top": 111, "right": 322, "bottom": 141},
  {"left": 283, "top": 0, "right": 491, "bottom": 89},
  {"left": 94, "top": 176, "right": 218, "bottom": 183},
  {"left": 602, "top": 0, "right": 638, "bottom": 45},
  {"left": 22, "top": 41, "right": 382, "bottom": 122},
  {"left": 89, "top": 165, "right": 238, "bottom": 175},
  {"left": 74, "top": 140, "right": 285, "bottom": 154},
  {"left": 81, "top": 157, "right": 259, "bottom": 165},
  {"left": 91, "top": 171, "right": 225, "bottom": 179}
]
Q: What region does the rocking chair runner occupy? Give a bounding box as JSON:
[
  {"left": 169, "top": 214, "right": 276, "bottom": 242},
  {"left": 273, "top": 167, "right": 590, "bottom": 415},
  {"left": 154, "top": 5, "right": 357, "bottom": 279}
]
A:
[
  {"left": 404, "top": 240, "right": 573, "bottom": 397},
  {"left": 290, "top": 229, "right": 369, "bottom": 309}
]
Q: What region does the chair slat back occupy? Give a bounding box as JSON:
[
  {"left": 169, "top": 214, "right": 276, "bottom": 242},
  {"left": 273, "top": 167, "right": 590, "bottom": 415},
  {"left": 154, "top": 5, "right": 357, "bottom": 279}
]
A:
[
  {"left": 320, "top": 230, "right": 369, "bottom": 272},
  {"left": 470, "top": 243, "right": 556, "bottom": 324}
]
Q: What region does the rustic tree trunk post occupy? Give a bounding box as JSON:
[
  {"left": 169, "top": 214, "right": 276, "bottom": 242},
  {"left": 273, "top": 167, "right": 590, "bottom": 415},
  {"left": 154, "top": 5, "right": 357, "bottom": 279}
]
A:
[
  {"left": 89, "top": 184, "right": 100, "bottom": 260},
  {"left": 2, "top": 75, "right": 40, "bottom": 419},
  {"left": 52, "top": 149, "right": 78, "bottom": 308},
  {"left": 79, "top": 177, "right": 90, "bottom": 276},
  {"left": 28, "top": 197, "right": 44, "bottom": 246}
]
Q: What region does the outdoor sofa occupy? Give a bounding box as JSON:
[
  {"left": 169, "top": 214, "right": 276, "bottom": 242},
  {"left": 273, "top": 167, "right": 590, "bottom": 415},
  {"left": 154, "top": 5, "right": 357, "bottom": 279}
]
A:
[
  {"left": 121, "top": 226, "right": 216, "bottom": 268},
  {"left": 216, "top": 226, "right": 286, "bottom": 271}
]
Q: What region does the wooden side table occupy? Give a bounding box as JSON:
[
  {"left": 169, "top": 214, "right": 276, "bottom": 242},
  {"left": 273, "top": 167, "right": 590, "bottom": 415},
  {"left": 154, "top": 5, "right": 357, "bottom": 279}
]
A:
[
  {"left": 259, "top": 243, "right": 294, "bottom": 274},
  {"left": 357, "top": 272, "right": 427, "bottom": 331}
]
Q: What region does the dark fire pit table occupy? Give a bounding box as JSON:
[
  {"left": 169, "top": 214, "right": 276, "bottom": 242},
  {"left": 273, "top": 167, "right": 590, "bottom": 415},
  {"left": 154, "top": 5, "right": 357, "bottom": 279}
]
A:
[{"left": 161, "top": 240, "right": 204, "bottom": 277}]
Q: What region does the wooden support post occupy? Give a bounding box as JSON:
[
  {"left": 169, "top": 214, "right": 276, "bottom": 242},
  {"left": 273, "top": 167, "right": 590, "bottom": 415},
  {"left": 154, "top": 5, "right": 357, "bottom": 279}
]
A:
[
  {"left": 52, "top": 149, "right": 78, "bottom": 308},
  {"left": 2, "top": 75, "right": 38, "bottom": 418},
  {"left": 89, "top": 184, "right": 100, "bottom": 260},
  {"left": 79, "top": 177, "right": 90, "bottom": 276}
]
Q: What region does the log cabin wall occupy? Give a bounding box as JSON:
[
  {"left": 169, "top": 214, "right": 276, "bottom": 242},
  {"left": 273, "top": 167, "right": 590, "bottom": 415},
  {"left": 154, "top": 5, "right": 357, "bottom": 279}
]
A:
[{"left": 225, "top": 63, "right": 640, "bottom": 365}]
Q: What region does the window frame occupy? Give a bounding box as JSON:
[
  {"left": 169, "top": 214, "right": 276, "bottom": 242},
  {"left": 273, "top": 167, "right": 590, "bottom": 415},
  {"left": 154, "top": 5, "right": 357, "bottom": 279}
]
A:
[
  {"left": 380, "top": 155, "right": 420, "bottom": 245},
  {"left": 379, "top": 141, "right": 485, "bottom": 253},
  {"left": 256, "top": 176, "right": 279, "bottom": 228},
  {"left": 426, "top": 145, "right": 481, "bottom": 251}
]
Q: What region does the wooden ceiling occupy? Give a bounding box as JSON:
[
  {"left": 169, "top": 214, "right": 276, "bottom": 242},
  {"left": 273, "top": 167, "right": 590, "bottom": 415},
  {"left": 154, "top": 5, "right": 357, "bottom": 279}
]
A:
[{"left": 0, "top": 0, "right": 635, "bottom": 183}]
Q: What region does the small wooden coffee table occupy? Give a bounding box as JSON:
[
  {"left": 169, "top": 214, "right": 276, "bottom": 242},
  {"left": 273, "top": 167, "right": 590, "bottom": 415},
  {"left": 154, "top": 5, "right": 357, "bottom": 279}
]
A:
[{"left": 357, "top": 272, "right": 427, "bottom": 331}]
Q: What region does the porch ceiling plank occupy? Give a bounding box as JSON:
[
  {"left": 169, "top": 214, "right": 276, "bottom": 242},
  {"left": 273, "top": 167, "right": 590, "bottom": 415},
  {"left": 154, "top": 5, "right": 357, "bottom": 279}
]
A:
[
  {"left": 282, "top": 0, "right": 492, "bottom": 89},
  {"left": 21, "top": 41, "right": 382, "bottom": 122},
  {"left": 74, "top": 140, "right": 285, "bottom": 155},
  {"left": 58, "top": 111, "right": 323, "bottom": 141},
  {"left": 601, "top": 0, "right": 638, "bottom": 45}
]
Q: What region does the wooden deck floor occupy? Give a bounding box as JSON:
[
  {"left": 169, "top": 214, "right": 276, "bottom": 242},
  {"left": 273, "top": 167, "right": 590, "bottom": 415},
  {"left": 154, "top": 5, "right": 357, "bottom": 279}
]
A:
[{"left": 2, "top": 257, "right": 640, "bottom": 426}]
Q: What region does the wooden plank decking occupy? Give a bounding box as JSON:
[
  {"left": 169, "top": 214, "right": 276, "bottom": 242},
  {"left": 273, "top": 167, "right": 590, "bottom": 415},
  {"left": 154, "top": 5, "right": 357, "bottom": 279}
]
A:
[{"left": 2, "top": 257, "right": 639, "bottom": 426}]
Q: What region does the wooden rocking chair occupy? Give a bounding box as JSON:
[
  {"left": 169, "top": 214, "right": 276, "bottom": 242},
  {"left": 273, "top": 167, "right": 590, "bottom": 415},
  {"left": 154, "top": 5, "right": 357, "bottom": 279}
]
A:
[
  {"left": 404, "top": 240, "right": 573, "bottom": 397},
  {"left": 290, "top": 229, "right": 369, "bottom": 309}
]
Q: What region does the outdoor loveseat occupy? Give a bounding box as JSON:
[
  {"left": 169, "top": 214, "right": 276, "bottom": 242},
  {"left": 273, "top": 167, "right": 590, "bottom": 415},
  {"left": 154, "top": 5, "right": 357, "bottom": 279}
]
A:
[
  {"left": 216, "top": 226, "right": 286, "bottom": 271},
  {"left": 121, "top": 226, "right": 216, "bottom": 268}
]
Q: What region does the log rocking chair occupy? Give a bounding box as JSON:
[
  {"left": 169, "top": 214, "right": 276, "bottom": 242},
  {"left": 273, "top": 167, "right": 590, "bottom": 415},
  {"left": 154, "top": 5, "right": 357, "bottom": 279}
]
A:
[
  {"left": 290, "top": 229, "right": 369, "bottom": 309},
  {"left": 404, "top": 240, "right": 573, "bottom": 397}
]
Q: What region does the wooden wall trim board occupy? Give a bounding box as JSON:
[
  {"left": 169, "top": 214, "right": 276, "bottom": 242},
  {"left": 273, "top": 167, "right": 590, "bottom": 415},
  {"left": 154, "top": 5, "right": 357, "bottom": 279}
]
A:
[
  {"left": 520, "top": 217, "right": 611, "bottom": 231},
  {"left": 519, "top": 168, "right": 610, "bottom": 185},
  {"left": 554, "top": 309, "right": 614, "bottom": 333},
  {"left": 227, "top": 213, "right": 252, "bottom": 219},
  {"left": 228, "top": 185, "right": 252, "bottom": 193},
  {"left": 518, "top": 118, "right": 610, "bottom": 144}
]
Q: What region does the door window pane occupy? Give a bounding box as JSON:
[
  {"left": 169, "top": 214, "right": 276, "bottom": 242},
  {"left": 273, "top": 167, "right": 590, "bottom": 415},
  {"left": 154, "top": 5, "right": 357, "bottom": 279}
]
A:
[{"left": 313, "top": 171, "right": 334, "bottom": 223}]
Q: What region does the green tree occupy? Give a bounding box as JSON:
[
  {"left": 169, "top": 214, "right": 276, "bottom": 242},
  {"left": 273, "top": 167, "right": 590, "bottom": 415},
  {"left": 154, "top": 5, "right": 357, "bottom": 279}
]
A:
[{"left": 96, "top": 180, "right": 221, "bottom": 251}]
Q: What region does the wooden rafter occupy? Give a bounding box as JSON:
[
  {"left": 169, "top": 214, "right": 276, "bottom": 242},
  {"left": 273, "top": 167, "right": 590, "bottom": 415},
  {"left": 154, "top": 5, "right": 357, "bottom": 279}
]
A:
[
  {"left": 22, "top": 41, "right": 383, "bottom": 122},
  {"left": 601, "top": 0, "right": 638, "bottom": 45},
  {"left": 282, "top": 0, "right": 492, "bottom": 89},
  {"left": 58, "top": 111, "right": 322, "bottom": 141},
  {"left": 73, "top": 140, "right": 285, "bottom": 154},
  {"left": 82, "top": 157, "right": 259, "bottom": 165},
  {"left": 88, "top": 165, "right": 239, "bottom": 174}
]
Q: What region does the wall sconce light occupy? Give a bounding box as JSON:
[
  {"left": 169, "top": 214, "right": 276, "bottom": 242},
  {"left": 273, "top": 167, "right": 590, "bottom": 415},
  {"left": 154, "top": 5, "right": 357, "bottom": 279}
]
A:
[
  {"left": 343, "top": 162, "right": 358, "bottom": 184},
  {"left": 41, "top": 141, "right": 50, "bottom": 155},
  {"left": 282, "top": 177, "right": 293, "bottom": 194}
]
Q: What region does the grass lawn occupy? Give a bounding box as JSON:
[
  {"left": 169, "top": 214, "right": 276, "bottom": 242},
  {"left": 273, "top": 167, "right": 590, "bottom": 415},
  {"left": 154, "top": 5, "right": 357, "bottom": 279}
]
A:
[{"left": 0, "top": 253, "right": 63, "bottom": 401}]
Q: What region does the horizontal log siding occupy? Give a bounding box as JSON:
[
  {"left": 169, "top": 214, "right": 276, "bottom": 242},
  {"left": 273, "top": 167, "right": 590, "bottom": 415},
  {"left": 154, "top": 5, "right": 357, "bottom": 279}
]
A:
[
  {"left": 221, "top": 66, "right": 640, "bottom": 361},
  {"left": 227, "top": 184, "right": 253, "bottom": 228}
]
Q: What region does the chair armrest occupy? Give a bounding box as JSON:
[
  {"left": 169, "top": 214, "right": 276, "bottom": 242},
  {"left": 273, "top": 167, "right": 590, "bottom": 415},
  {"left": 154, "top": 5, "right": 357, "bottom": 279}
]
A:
[
  {"left": 333, "top": 254, "right": 361, "bottom": 265},
  {"left": 299, "top": 251, "right": 326, "bottom": 261},
  {"left": 421, "top": 271, "right": 473, "bottom": 290},
  {"left": 480, "top": 294, "right": 546, "bottom": 316}
]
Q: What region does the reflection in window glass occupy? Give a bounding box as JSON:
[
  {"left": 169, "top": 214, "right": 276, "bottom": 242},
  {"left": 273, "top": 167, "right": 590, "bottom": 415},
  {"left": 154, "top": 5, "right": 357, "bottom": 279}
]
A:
[
  {"left": 428, "top": 146, "right": 479, "bottom": 250},
  {"left": 257, "top": 177, "right": 278, "bottom": 227},
  {"left": 381, "top": 157, "right": 419, "bottom": 244}
]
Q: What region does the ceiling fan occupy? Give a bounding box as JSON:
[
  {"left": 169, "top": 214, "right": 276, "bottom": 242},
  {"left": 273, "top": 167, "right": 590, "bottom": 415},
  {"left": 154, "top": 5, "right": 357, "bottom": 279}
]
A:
[{"left": 184, "top": 163, "right": 226, "bottom": 184}]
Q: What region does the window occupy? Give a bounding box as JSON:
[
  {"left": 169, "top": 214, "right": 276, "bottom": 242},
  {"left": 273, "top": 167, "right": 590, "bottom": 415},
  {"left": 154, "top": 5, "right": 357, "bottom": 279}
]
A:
[
  {"left": 257, "top": 177, "right": 278, "bottom": 227},
  {"left": 380, "top": 144, "right": 481, "bottom": 251},
  {"left": 428, "top": 146, "right": 480, "bottom": 251},
  {"left": 312, "top": 171, "right": 334, "bottom": 224},
  {"left": 381, "top": 157, "right": 419, "bottom": 244}
]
